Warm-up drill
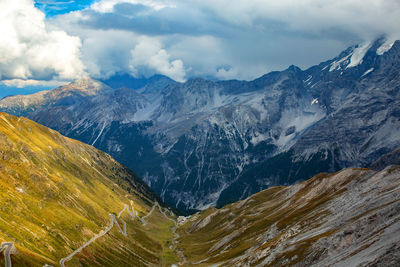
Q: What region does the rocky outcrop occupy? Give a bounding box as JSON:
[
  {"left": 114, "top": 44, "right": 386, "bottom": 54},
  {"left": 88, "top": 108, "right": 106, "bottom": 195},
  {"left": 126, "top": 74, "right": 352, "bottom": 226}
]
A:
[{"left": 176, "top": 166, "right": 400, "bottom": 266}]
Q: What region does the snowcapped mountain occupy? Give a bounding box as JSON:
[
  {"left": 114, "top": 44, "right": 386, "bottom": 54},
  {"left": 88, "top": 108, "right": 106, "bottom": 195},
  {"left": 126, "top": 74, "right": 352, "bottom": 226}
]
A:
[
  {"left": 1, "top": 38, "right": 399, "bottom": 212},
  {"left": 218, "top": 38, "right": 400, "bottom": 206}
]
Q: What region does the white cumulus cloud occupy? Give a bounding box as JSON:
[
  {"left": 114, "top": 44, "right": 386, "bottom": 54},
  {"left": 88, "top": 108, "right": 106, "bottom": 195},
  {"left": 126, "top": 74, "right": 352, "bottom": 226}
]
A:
[
  {"left": 0, "top": 0, "right": 85, "bottom": 81},
  {"left": 1, "top": 79, "right": 66, "bottom": 88},
  {"left": 91, "top": 0, "right": 174, "bottom": 13},
  {"left": 129, "top": 37, "right": 186, "bottom": 82}
]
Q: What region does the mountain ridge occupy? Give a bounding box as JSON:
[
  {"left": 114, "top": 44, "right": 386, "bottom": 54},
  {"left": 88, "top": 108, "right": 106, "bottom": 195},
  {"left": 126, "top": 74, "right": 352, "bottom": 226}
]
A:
[
  {"left": 1, "top": 38, "right": 399, "bottom": 212},
  {"left": 177, "top": 165, "right": 400, "bottom": 266}
]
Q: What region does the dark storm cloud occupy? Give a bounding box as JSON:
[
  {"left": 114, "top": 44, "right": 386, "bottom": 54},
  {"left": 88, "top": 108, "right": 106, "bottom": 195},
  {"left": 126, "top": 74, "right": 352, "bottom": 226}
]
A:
[
  {"left": 76, "top": 2, "right": 236, "bottom": 37},
  {"left": 50, "top": 0, "right": 400, "bottom": 81}
]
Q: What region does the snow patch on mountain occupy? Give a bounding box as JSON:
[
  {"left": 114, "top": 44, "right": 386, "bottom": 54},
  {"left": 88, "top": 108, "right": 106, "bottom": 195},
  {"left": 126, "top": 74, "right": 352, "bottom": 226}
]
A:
[
  {"left": 304, "top": 75, "right": 312, "bottom": 85},
  {"left": 347, "top": 42, "right": 372, "bottom": 68},
  {"left": 361, "top": 68, "right": 374, "bottom": 77},
  {"left": 329, "top": 54, "right": 352, "bottom": 72},
  {"left": 377, "top": 40, "right": 395, "bottom": 55}
]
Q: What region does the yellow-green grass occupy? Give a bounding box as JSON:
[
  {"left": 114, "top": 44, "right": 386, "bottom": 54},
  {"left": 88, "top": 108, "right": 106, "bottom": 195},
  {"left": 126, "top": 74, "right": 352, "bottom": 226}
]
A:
[
  {"left": 141, "top": 209, "right": 179, "bottom": 266},
  {"left": 0, "top": 112, "right": 176, "bottom": 266}
]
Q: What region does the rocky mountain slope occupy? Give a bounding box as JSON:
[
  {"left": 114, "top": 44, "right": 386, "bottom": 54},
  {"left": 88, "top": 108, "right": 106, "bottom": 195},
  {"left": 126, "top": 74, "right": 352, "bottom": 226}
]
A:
[
  {"left": 177, "top": 165, "right": 400, "bottom": 266},
  {"left": 0, "top": 112, "right": 177, "bottom": 266},
  {"left": 1, "top": 38, "right": 399, "bottom": 212},
  {"left": 369, "top": 145, "right": 400, "bottom": 170}
]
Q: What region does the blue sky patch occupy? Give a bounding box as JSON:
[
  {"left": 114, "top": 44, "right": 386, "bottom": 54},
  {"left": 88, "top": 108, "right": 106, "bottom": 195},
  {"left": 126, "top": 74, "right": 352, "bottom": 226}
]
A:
[
  {"left": 0, "top": 84, "right": 55, "bottom": 99},
  {"left": 34, "top": 0, "right": 95, "bottom": 17}
]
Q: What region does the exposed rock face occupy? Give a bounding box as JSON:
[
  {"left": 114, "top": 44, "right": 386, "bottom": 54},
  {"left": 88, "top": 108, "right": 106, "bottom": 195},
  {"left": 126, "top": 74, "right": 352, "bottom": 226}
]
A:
[
  {"left": 1, "top": 39, "right": 400, "bottom": 212},
  {"left": 369, "top": 146, "right": 400, "bottom": 170},
  {"left": 176, "top": 166, "right": 400, "bottom": 266}
]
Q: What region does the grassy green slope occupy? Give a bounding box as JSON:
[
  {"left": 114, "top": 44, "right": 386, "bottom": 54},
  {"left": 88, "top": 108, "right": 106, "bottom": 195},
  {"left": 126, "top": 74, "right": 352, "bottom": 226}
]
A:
[{"left": 0, "top": 112, "right": 177, "bottom": 266}]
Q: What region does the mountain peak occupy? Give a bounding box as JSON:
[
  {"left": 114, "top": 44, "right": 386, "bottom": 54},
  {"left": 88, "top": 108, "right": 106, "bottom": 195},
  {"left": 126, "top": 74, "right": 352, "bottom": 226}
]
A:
[
  {"left": 286, "top": 64, "right": 301, "bottom": 72},
  {"left": 58, "top": 77, "right": 112, "bottom": 95}
]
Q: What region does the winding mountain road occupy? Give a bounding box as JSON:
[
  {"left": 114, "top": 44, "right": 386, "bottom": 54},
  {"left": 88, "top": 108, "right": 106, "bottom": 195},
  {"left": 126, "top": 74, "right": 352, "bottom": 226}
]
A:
[
  {"left": 59, "top": 214, "right": 119, "bottom": 267},
  {"left": 2, "top": 201, "right": 177, "bottom": 267},
  {"left": 0, "top": 242, "right": 15, "bottom": 267},
  {"left": 58, "top": 201, "right": 176, "bottom": 267}
]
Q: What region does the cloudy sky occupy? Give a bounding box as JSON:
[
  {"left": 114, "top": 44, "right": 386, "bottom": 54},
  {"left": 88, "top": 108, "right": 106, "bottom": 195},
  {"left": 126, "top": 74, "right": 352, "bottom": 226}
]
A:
[{"left": 1, "top": 0, "right": 400, "bottom": 95}]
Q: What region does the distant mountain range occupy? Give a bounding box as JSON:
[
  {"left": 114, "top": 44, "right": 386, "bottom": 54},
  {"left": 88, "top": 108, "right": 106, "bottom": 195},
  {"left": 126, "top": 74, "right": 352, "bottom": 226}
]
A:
[{"left": 1, "top": 38, "right": 400, "bottom": 212}]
